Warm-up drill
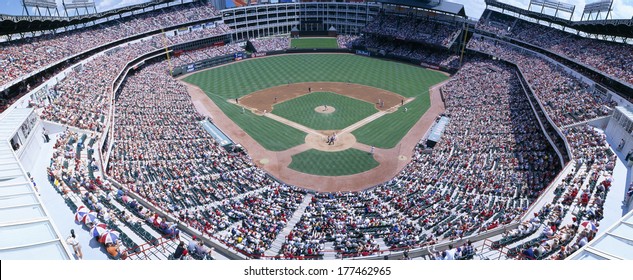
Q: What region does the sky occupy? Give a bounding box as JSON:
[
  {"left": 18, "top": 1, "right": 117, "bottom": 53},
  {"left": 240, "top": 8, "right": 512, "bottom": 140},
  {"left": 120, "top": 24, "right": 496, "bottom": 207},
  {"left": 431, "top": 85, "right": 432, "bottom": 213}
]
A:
[{"left": 0, "top": 0, "right": 632, "bottom": 20}]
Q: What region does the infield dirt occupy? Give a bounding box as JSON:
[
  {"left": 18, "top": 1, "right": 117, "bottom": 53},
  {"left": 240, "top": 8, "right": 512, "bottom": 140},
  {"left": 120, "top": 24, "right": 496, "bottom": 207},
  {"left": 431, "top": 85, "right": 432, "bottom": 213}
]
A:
[{"left": 234, "top": 82, "right": 407, "bottom": 114}]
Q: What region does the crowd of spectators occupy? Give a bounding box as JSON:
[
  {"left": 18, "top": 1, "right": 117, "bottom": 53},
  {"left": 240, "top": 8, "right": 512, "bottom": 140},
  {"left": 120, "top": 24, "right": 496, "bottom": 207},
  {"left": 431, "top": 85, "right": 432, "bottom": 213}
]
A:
[
  {"left": 428, "top": 242, "right": 476, "bottom": 260},
  {"left": 214, "top": 186, "right": 306, "bottom": 257},
  {"left": 508, "top": 124, "right": 615, "bottom": 260},
  {"left": 47, "top": 128, "right": 141, "bottom": 258},
  {"left": 49, "top": 51, "right": 605, "bottom": 259},
  {"left": 480, "top": 10, "right": 633, "bottom": 85},
  {"left": 31, "top": 22, "right": 232, "bottom": 131},
  {"left": 47, "top": 128, "right": 224, "bottom": 259},
  {"left": 0, "top": 1, "right": 221, "bottom": 87},
  {"left": 250, "top": 37, "right": 290, "bottom": 53},
  {"left": 279, "top": 60, "right": 560, "bottom": 257},
  {"left": 103, "top": 60, "right": 309, "bottom": 257},
  {"left": 389, "top": 60, "right": 558, "bottom": 230},
  {"left": 363, "top": 14, "right": 461, "bottom": 47},
  {"left": 467, "top": 36, "right": 615, "bottom": 127},
  {"left": 281, "top": 192, "right": 396, "bottom": 258},
  {"left": 353, "top": 35, "right": 460, "bottom": 69},
  {"left": 108, "top": 62, "right": 257, "bottom": 205},
  {"left": 171, "top": 44, "right": 244, "bottom": 67},
  {"left": 336, "top": 35, "right": 359, "bottom": 49},
  {"left": 41, "top": 47, "right": 622, "bottom": 259},
  {"left": 510, "top": 20, "right": 633, "bottom": 85},
  {"left": 27, "top": 4, "right": 626, "bottom": 259},
  {"left": 166, "top": 23, "right": 231, "bottom": 45},
  {"left": 475, "top": 10, "right": 515, "bottom": 37}
]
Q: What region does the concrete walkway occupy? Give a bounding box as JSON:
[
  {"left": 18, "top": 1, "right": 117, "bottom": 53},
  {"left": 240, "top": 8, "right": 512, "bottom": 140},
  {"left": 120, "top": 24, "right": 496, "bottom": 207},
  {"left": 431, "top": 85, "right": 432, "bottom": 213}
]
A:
[{"left": 263, "top": 194, "right": 314, "bottom": 256}]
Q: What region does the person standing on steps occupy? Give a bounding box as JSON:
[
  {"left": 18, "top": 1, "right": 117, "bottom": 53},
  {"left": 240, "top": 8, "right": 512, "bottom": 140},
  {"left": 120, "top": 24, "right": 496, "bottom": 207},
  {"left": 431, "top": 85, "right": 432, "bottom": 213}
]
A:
[
  {"left": 43, "top": 128, "right": 50, "bottom": 143},
  {"left": 187, "top": 236, "right": 199, "bottom": 257},
  {"left": 66, "top": 229, "right": 83, "bottom": 260}
]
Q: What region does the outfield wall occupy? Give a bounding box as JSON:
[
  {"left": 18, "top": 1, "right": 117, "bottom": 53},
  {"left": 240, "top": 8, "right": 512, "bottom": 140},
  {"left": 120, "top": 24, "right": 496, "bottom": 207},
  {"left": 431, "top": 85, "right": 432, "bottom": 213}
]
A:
[{"left": 173, "top": 46, "right": 457, "bottom": 79}]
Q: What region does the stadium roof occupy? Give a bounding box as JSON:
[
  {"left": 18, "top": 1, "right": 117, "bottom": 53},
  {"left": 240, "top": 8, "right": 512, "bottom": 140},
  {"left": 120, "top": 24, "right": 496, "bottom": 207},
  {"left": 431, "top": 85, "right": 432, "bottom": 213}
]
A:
[
  {"left": 573, "top": 19, "right": 633, "bottom": 38},
  {"left": 0, "top": 0, "right": 177, "bottom": 36},
  {"left": 569, "top": 208, "right": 633, "bottom": 260},
  {"left": 485, "top": 0, "right": 633, "bottom": 38},
  {"left": 0, "top": 108, "right": 71, "bottom": 260},
  {"left": 378, "top": 0, "right": 466, "bottom": 17}
]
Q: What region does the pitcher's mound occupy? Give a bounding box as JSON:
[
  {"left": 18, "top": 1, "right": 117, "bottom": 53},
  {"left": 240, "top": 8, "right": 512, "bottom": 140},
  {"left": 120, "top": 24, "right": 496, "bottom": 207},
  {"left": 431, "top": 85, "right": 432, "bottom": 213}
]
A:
[{"left": 314, "top": 106, "right": 335, "bottom": 114}]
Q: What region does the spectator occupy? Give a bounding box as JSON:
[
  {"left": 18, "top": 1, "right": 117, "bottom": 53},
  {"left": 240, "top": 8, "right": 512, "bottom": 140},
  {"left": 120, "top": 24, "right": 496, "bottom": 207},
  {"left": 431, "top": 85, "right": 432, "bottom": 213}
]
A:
[
  {"left": 172, "top": 241, "right": 188, "bottom": 260},
  {"left": 460, "top": 240, "right": 475, "bottom": 260},
  {"left": 188, "top": 236, "right": 198, "bottom": 254},
  {"left": 194, "top": 239, "right": 210, "bottom": 259},
  {"left": 106, "top": 241, "right": 128, "bottom": 260},
  {"left": 65, "top": 229, "right": 83, "bottom": 260},
  {"left": 444, "top": 244, "right": 457, "bottom": 260}
]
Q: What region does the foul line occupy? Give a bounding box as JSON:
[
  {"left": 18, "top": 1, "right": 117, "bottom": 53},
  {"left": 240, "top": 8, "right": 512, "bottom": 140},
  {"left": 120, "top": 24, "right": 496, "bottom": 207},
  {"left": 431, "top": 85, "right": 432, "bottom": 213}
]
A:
[
  {"left": 264, "top": 113, "right": 325, "bottom": 136},
  {"left": 261, "top": 97, "right": 416, "bottom": 138},
  {"left": 340, "top": 97, "right": 415, "bottom": 135}
]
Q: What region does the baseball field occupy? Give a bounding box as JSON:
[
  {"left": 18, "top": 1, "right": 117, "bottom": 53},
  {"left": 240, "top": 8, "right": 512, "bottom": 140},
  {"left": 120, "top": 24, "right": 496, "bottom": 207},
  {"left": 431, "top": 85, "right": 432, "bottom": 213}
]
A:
[
  {"left": 182, "top": 54, "right": 448, "bottom": 190},
  {"left": 290, "top": 38, "right": 339, "bottom": 49}
]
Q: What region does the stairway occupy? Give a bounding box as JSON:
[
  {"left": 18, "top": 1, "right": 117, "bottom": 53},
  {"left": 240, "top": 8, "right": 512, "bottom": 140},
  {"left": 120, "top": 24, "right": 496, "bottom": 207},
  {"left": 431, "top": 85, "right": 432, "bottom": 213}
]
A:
[
  {"left": 321, "top": 242, "right": 338, "bottom": 260},
  {"left": 263, "top": 194, "right": 314, "bottom": 256},
  {"left": 375, "top": 237, "right": 389, "bottom": 252}
]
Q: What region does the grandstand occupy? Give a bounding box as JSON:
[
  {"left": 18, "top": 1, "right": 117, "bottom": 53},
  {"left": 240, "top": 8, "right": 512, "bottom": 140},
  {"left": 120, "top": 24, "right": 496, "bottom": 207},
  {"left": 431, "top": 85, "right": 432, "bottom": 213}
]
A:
[{"left": 1, "top": 0, "right": 632, "bottom": 261}]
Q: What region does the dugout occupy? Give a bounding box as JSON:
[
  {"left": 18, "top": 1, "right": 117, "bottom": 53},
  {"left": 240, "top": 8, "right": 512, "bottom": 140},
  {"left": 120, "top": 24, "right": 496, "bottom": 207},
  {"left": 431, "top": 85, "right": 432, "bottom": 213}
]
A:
[{"left": 425, "top": 116, "right": 450, "bottom": 148}]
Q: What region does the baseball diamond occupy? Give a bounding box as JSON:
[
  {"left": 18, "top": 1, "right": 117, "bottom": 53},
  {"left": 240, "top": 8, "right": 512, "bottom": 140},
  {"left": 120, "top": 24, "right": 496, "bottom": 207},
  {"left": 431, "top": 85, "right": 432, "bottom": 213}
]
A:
[
  {"left": 271, "top": 91, "right": 379, "bottom": 130},
  {"left": 182, "top": 53, "right": 448, "bottom": 191}
]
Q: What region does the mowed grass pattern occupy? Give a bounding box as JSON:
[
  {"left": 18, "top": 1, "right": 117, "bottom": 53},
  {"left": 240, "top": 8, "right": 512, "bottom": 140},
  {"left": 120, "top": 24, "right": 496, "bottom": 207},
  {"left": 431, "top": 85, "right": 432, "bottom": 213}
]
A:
[
  {"left": 273, "top": 92, "right": 377, "bottom": 130},
  {"left": 183, "top": 54, "right": 448, "bottom": 149},
  {"left": 353, "top": 95, "right": 430, "bottom": 149},
  {"left": 291, "top": 38, "right": 339, "bottom": 49},
  {"left": 205, "top": 94, "right": 306, "bottom": 151},
  {"left": 289, "top": 149, "right": 379, "bottom": 176}
]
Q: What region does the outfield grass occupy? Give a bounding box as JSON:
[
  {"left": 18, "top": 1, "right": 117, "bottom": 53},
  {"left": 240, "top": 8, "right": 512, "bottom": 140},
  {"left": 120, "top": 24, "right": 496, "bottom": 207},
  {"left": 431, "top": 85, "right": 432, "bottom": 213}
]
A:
[
  {"left": 289, "top": 149, "right": 379, "bottom": 176},
  {"left": 353, "top": 96, "right": 430, "bottom": 149},
  {"left": 204, "top": 94, "right": 306, "bottom": 151},
  {"left": 183, "top": 54, "right": 448, "bottom": 150},
  {"left": 291, "top": 38, "right": 339, "bottom": 49},
  {"left": 272, "top": 91, "right": 377, "bottom": 130}
]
